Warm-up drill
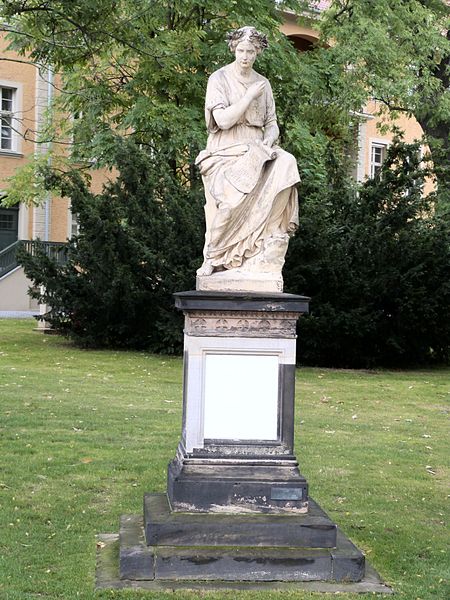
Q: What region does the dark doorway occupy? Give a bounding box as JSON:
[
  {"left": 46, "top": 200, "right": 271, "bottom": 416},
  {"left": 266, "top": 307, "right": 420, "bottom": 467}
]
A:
[{"left": 0, "top": 206, "right": 19, "bottom": 251}]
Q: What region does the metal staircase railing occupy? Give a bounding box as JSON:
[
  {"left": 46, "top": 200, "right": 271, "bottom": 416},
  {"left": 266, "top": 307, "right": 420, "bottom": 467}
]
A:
[
  {"left": 0, "top": 240, "right": 22, "bottom": 278},
  {"left": 0, "top": 240, "right": 69, "bottom": 278}
]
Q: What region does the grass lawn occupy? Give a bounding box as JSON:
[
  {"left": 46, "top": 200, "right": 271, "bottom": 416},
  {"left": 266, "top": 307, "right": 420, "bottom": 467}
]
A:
[{"left": 0, "top": 319, "right": 448, "bottom": 600}]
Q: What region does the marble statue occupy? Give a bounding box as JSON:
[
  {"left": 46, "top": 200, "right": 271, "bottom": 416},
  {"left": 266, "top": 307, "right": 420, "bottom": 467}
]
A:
[{"left": 196, "top": 26, "right": 300, "bottom": 293}]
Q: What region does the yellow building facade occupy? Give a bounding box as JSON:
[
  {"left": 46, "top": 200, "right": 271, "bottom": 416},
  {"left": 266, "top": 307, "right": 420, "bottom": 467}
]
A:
[{"left": 0, "top": 31, "right": 73, "bottom": 249}]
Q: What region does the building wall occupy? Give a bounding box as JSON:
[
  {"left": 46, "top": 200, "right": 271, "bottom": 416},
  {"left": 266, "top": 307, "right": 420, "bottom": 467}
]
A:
[
  {"left": 0, "top": 31, "right": 116, "bottom": 246},
  {"left": 0, "top": 31, "right": 36, "bottom": 181},
  {"left": 362, "top": 101, "right": 434, "bottom": 195},
  {"left": 280, "top": 20, "right": 433, "bottom": 194}
]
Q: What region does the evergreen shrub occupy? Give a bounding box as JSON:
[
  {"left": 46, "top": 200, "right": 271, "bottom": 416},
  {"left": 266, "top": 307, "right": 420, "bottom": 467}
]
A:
[
  {"left": 20, "top": 138, "right": 450, "bottom": 367},
  {"left": 19, "top": 139, "right": 204, "bottom": 353},
  {"left": 285, "top": 138, "right": 450, "bottom": 367}
]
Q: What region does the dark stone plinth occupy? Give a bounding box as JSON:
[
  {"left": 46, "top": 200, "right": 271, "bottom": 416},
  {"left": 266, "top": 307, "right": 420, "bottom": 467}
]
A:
[
  {"left": 174, "top": 290, "right": 310, "bottom": 314},
  {"left": 100, "top": 533, "right": 393, "bottom": 593},
  {"left": 119, "top": 515, "right": 154, "bottom": 580},
  {"left": 144, "top": 493, "right": 336, "bottom": 549},
  {"left": 167, "top": 455, "right": 308, "bottom": 513},
  {"left": 119, "top": 497, "right": 366, "bottom": 583}
]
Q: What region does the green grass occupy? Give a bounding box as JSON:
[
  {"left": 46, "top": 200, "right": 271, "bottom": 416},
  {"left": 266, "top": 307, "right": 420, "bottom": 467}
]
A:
[{"left": 0, "top": 319, "right": 448, "bottom": 600}]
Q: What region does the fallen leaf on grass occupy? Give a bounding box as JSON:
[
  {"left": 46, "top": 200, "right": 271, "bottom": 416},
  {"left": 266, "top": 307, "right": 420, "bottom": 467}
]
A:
[{"left": 80, "top": 457, "right": 93, "bottom": 464}]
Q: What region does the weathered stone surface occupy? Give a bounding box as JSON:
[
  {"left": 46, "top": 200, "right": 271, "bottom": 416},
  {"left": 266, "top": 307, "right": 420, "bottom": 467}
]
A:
[
  {"left": 184, "top": 309, "right": 299, "bottom": 338},
  {"left": 196, "top": 27, "right": 299, "bottom": 293},
  {"left": 144, "top": 493, "right": 336, "bottom": 549},
  {"left": 119, "top": 515, "right": 154, "bottom": 580},
  {"left": 116, "top": 499, "right": 369, "bottom": 585},
  {"left": 167, "top": 457, "right": 309, "bottom": 514},
  {"left": 331, "top": 530, "right": 366, "bottom": 582},
  {"left": 100, "top": 533, "right": 393, "bottom": 592},
  {"left": 197, "top": 271, "right": 284, "bottom": 294},
  {"left": 154, "top": 545, "right": 332, "bottom": 582},
  {"left": 174, "top": 290, "right": 310, "bottom": 315}
]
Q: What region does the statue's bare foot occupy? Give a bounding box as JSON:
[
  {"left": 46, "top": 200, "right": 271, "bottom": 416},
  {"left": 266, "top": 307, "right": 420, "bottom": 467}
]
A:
[{"left": 197, "top": 260, "right": 215, "bottom": 276}]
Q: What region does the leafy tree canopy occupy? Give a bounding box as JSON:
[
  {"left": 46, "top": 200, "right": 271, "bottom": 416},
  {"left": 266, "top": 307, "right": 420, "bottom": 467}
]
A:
[
  {"left": 0, "top": 0, "right": 358, "bottom": 204},
  {"left": 301, "top": 0, "right": 450, "bottom": 200}
]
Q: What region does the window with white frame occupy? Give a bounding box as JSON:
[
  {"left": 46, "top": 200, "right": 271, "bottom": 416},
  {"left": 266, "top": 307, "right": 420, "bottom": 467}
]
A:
[
  {"left": 70, "top": 211, "right": 79, "bottom": 238},
  {"left": 370, "top": 143, "right": 387, "bottom": 178},
  {"left": 1, "top": 86, "right": 16, "bottom": 151}
]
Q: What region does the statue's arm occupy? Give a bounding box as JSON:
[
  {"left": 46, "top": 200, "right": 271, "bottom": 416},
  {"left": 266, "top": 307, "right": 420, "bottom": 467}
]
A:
[
  {"left": 263, "top": 122, "right": 279, "bottom": 147},
  {"left": 212, "top": 80, "right": 266, "bottom": 131},
  {"left": 262, "top": 81, "right": 279, "bottom": 147}
]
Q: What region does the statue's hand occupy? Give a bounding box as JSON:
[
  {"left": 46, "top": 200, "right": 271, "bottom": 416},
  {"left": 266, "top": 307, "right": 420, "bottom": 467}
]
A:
[{"left": 246, "top": 80, "right": 265, "bottom": 101}]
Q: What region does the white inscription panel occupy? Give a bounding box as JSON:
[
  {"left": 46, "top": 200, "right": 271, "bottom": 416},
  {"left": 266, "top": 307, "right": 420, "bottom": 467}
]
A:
[{"left": 203, "top": 354, "right": 279, "bottom": 440}]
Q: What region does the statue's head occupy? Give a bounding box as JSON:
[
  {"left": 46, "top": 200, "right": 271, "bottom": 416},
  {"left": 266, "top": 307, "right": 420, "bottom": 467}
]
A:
[{"left": 226, "top": 26, "right": 268, "bottom": 55}]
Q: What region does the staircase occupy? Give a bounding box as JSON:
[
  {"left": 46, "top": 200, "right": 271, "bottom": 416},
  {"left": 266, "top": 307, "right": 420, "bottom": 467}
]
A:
[
  {"left": 0, "top": 240, "right": 69, "bottom": 311},
  {"left": 0, "top": 240, "right": 23, "bottom": 278},
  {"left": 0, "top": 240, "right": 68, "bottom": 278}
]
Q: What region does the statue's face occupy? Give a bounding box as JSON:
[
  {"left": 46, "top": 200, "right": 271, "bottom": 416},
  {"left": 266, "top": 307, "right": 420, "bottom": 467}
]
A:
[{"left": 234, "top": 40, "right": 257, "bottom": 69}]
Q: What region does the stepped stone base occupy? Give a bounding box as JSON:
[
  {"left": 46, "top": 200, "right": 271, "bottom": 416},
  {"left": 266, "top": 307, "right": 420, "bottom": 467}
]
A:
[
  {"left": 95, "top": 290, "right": 392, "bottom": 592},
  {"left": 97, "top": 532, "right": 393, "bottom": 593},
  {"left": 117, "top": 493, "right": 368, "bottom": 584}
]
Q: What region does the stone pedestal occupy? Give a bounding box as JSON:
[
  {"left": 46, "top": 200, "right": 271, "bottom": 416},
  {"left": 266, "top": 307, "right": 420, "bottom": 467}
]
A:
[
  {"left": 168, "top": 290, "right": 309, "bottom": 514},
  {"left": 108, "top": 291, "right": 388, "bottom": 589}
]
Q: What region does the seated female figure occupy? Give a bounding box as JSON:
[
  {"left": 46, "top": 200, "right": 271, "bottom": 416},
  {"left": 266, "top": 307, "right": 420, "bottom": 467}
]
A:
[{"left": 196, "top": 26, "right": 300, "bottom": 292}]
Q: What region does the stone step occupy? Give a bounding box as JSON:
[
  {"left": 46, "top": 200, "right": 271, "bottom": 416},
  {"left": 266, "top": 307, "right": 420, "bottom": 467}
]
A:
[
  {"left": 144, "top": 493, "right": 336, "bottom": 548},
  {"left": 119, "top": 512, "right": 365, "bottom": 583}
]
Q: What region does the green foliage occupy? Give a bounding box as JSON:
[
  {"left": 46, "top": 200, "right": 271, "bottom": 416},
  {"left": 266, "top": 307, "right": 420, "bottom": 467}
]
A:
[
  {"left": 4, "top": 0, "right": 358, "bottom": 355},
  {"left": 4, "top": 1, "right": 450, "bottom": 365},
  {"left": 18, "top": 139, "right": 204, "bottom": 352},
  {"left": 1, "top": 1, "right": 353, "bottom": 194},
  {"left": 304, "top": 0, "right": 450, "bottom": 200},
  {"left": 1, "top": 1, "right": 302, "bottom": 170},
  {"left": 1, "top": 152, "right": 52, "bottom": 207},
  {"left": 285, "top": 137, "right": 450, "bottom": 368}
]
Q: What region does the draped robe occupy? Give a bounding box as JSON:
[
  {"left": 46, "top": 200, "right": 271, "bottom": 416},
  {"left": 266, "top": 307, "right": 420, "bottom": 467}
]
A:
[{"left": 196, "top": 63, "right": 300, "bottom": 271}]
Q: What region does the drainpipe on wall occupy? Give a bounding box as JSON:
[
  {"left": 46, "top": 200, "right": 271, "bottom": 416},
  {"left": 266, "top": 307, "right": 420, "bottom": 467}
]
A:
[{"left": 44, "top": 68, "right": 53, "bottom": 242}]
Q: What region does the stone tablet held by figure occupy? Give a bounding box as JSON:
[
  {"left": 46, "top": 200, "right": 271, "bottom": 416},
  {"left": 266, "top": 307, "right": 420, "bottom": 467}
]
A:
[{"left": 196, "top": 26, "right": 300, "bottom": 293}]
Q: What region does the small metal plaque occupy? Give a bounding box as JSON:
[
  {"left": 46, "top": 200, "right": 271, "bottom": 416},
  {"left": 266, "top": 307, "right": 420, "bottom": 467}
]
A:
[{"left": 270, "top": 487, "right": 303, "bottom": 501}]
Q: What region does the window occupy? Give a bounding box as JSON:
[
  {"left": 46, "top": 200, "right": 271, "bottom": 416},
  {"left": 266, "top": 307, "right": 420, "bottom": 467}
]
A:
[
  {"left": 70, "top": 211, "right": 79, "bottom": 238},
  {"left": 370, "top": 143, "right": 387, "bottom": 178},
  {"left": 0, "top": 87, "right": 15, "bottom": 151},
  {"left": 0, "top": 211, "right": 15, "bottom": 230}
]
